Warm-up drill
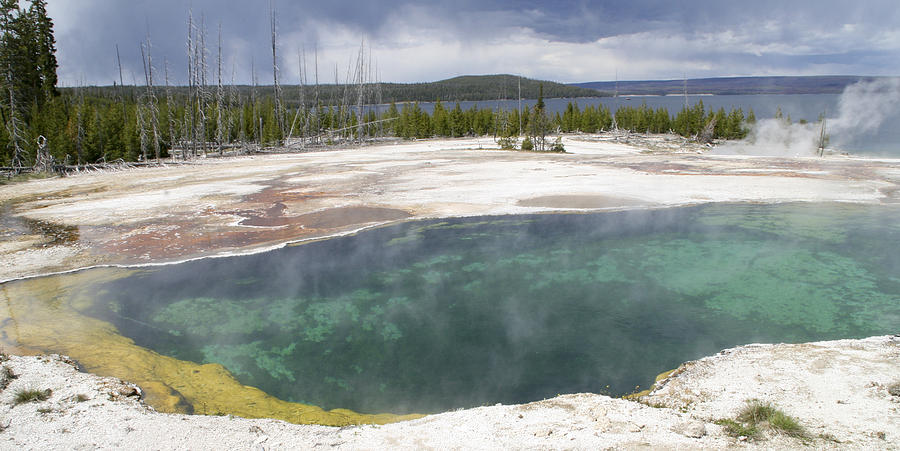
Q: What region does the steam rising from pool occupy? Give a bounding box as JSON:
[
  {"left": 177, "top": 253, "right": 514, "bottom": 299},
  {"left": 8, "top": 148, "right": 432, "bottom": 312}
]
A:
[
  {"left": 716, "top": 78, "right": 900, "bottom": 156},
  {"left": 80, "top": 203, "right": 900, "bottom": 415}
]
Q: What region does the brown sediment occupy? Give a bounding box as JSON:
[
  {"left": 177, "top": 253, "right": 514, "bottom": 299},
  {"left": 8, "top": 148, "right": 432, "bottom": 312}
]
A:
[
  {"left": 97, "top": 206, "right": 410, "bottom": 262},
  {"left": 0, "top": 202, "right": 80, "bottom": 247},
  {"left": 21, "top": 217, "right": 80, "bottom": 245},
  {"left": 518, "top": 195, "right": 650, "bottom": 209},
  {"left": 0, "top": 269, "right": 422, "bottom": 426}
]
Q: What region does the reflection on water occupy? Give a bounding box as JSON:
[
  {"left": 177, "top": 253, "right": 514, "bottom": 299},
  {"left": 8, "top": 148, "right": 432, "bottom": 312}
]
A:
[{"left": 2, "top": 203, "right": 899, "bottom": 421}]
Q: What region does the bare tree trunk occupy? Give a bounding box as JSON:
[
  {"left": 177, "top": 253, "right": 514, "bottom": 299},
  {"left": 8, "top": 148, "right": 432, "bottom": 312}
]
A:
[
  {"left": 187, "top": 10, "right": 196, "bottom": 158},
  {"left": 216, "top": 23, "right": 225, "bottom": 156},
  {"left": 314, "top": 44, "right": 320, "bottom": 144},
  {"left": 817, "top": 109, "right": 827, "bottom": 157},
  {"left": 287, "top": 48, "right": 305, "bottom": 144},
  {"left": 270, "top": 0, "right": 285, "bottom": 145},
  {"left": 251, "top": 58, "right": 259, "bottom": 152},
  {"left": 4, "top": 79, "right": 27, "bottom": 171},
  {"left": 140, "top": 32, "right": 161, "bottom": 164},
  {"left": 375, "top": 60, "right": 383, "bottom": 138},
  {"left": 164, "top": 58, "right": 177, "bottom": 159},
  {"left": 698, "top": 117, "right": 717, "bottom": 145},
  {"left": 229, "top": 63, "right": 238, "bottom": 154},
  {"left": 198, "top": 14, "right": 209, "bottom": 156},
  {"left": 116, "top": 44, "right": 128, "bottom": 143},
  {"left": 356, "top": 40, "right": 365, "bottom": 143}
]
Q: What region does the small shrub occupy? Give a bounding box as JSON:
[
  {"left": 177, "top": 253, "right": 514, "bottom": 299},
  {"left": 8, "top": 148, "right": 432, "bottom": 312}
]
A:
[
  {"left": 496, "top": 136, "right": 518, "bottom": 150},
  {"left": 521, "top": 137, "right": 534, "bottom": 151},
  {"left": 13, "top": 388, "right": 51, "bottom": 405},
  {"left": 550, "top": 136, "right": 565, "bottom": 152}
]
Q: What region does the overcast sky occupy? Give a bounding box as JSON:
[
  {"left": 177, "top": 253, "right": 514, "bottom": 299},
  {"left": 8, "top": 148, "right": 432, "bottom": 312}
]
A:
[{"left": 46, "top": 0, "right": 900, "bottom": 87}]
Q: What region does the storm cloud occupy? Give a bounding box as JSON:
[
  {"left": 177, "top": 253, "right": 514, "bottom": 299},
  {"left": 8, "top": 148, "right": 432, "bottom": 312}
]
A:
[{"left": 47, "top": 0, "right": 900, "bottom": 86}]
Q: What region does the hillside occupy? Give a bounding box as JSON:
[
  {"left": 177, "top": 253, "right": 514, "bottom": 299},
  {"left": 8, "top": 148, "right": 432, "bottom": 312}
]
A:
[
  {"left": 572, "top": 75, "right": 881, "bottom": 95},
  {"left": 66, "top": 75, "right": 602, "bottom": 106}
]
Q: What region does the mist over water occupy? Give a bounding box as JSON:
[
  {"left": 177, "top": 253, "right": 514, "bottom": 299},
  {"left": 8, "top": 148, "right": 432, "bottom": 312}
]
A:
[
  {"left": 715, "top": 79, "right": 900, "bottom": 156},
  {"left": 830, "top": 78, "right": 900, "bottom": 149},
  {"left": 79, "top": 204, "right": 900, "bottom": 415}
]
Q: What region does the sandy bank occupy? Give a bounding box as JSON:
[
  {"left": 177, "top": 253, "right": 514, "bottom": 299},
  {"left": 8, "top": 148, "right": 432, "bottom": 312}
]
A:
[{"left": 0, "top": 335, "right": 896, "bottom": 450}]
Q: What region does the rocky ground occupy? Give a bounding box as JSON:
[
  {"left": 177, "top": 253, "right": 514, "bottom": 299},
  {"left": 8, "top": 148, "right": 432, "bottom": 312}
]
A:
[
  {"left": 1, "top": 134, "right": 899, "bottom": 449},
  {"left": 0, "top": 335, "right": 896, "bottom": 450}
]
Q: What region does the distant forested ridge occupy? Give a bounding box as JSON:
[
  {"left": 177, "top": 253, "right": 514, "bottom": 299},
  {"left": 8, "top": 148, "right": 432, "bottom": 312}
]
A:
[
  {"left": 573, "top": 76, "right": 884, "bottom": 96},
  {"left": 64, "top": 75, "right": 603, "bottom": 106}
]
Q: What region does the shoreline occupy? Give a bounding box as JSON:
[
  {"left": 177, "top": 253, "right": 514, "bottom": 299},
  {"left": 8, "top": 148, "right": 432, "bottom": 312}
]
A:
[
  {"left": 0, "top": 335, "right": 896, "bottom": 449},
  {"left": 1, "top": 134, "right": 899, "bottom": 447}
]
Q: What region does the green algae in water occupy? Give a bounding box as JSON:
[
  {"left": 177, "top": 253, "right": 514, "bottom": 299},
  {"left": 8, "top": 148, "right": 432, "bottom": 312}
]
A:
[{"left": 88, "top": 203, "right": 900, "bottom": 415}]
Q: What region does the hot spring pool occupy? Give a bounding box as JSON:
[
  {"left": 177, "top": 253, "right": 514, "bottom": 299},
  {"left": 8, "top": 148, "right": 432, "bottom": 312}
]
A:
[{"left": 2, "top": 202, "right": 898, "bottom": 422}]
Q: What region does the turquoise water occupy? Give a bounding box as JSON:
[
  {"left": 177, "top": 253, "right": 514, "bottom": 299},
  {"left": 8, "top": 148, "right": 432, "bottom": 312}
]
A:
[{"left": 90, "top": 203, "right": 900, "bottom": 414}]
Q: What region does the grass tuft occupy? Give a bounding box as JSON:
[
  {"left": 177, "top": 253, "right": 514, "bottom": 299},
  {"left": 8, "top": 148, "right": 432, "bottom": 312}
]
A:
[
  {"left": 715, "top": 418, "right": 758, "bottom": 438},
  {"left": 717, "top": 399, "right": 807, "bottom": 441},
  {"left": 13, "top": 388, "right": 52, "bottom": 405},
  {"left": 737, "top": 400, "right": 777, "bottom": 425},
  {"left": 769, "top": 410, "right": 804, "bottom": 437}
]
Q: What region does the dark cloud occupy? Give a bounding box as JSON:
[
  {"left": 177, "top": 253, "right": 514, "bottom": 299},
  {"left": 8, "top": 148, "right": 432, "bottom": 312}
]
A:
[{"left": 47, "top": 0, "right": 900, "bottom": 85}]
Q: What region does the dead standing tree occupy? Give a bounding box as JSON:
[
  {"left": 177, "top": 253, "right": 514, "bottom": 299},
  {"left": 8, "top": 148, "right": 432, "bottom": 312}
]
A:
[
  {"left": 355, "top": 40, "right": 365, "bottom": 143},
  {"left": 186, "top": 11, "right": 197, "bottom": 158},
  {"left": 75, "top": 84, "right": 86, "bottom": 164},
  {"left": 140, "top": 32, "right": 161, "bottom": 164},
  {"left": 698, "top": 117, "right": 717, "bottom": 145},
  {"left": 287, "top": 47, "right": 306, "bottom": 145},
  {"left": 164, "top": 58, "right": 178, "bottom": 159},
  {"left": 215, "top": 23, "right": 226, "bottom": 155},
  {"left": 270, "top": 0, "right": 285, "bottom": 145},
  {"left": 198, "top": 15, "right": 210, "bottom": 156},
  {"left": 186, "top": 10, "right": 210, "bottom": 157},
  {"left": 3, "top": 73, "right": 27, "bottom": 172}
]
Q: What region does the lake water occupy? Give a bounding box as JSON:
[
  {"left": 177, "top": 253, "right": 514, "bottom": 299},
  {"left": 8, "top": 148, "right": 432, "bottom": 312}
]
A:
[
  {"left": 68, "top": 203, "right": 900, "bottom": 415},
  {"left": 395, "top": 94, "right": 900, "bottom": 156}
]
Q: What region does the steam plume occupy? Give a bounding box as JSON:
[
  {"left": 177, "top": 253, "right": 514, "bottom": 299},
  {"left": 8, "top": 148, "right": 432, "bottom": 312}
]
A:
[{"left": 715, "top": 78, "right": 900, "bottom": 156}]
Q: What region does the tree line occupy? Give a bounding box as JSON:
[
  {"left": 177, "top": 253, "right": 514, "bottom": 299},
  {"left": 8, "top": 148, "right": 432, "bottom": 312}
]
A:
[
  {"left": 1, "top": 86, "right": 756, "bottom": 166},
  {"left": 1, "top": 2, "right": 755, "bottom": 170}
]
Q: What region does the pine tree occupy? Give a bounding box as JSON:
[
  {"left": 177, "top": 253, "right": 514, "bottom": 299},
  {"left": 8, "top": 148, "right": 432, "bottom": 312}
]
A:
[
  {"left": 27, "top": 0, "right": 57, "bottom": 101},
  {"left": 528, "top": 84, "right": 548, "bottom": 151}
]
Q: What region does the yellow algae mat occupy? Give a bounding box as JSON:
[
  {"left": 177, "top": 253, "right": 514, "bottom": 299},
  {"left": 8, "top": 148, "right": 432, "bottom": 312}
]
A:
[{"left": 0, "top": 269, "right": 420, "bottom": 426}]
